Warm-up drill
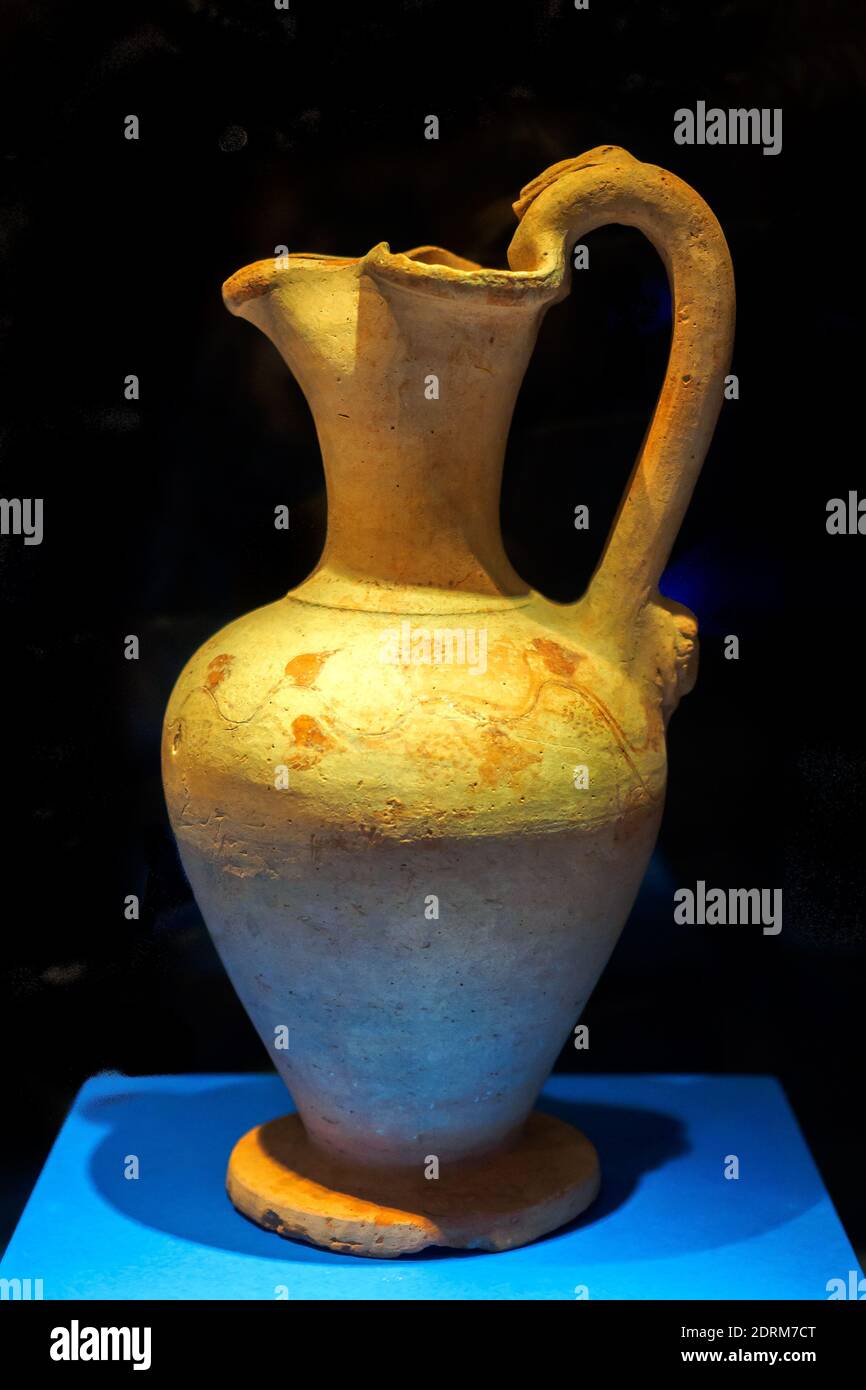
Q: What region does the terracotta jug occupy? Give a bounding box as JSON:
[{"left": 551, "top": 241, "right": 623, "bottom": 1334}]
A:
[{"left": 162, "top": 146, "right": 734, "bottom": 1256}]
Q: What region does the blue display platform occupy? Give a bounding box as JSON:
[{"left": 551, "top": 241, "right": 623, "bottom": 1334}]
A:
[{"left": 2, "top": 1073, "right": 860, "bottom": 1300}]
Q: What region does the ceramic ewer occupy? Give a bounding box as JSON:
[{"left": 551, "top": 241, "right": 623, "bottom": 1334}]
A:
[{"left": 162, "top": 147, "right": 735, "bottom": 1256}]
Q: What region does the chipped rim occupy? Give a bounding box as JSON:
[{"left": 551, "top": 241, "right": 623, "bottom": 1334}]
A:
[
  {"left": 222, "top": 147, "right": 638, "bottom": 313},
  {"left": 222, "top": 241, "right": 564, "bottom": 312}
]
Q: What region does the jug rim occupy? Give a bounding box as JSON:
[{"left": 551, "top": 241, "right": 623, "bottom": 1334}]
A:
[{"left": 223, "top": 240, "right": 563, "bottom": 312}]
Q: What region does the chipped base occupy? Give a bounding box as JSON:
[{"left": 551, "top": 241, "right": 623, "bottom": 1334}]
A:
[{"left": 226, "top": 1111, "right": 600, "bottom": 1257}]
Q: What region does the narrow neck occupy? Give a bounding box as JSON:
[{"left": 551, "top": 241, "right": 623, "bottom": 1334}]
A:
[
  {"left": 314, "top": 400, "right": 521, "bottom": 596},
  {"left": 296, "top": 280, "right": 541, "bottom": 610},
  {"left": 233, "top": 259, "right": 548, "bottom": 611}
]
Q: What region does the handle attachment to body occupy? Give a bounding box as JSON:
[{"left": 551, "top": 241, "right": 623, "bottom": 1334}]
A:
[{"left": 508, "top": 147, "right": 735, "bottom": 638}]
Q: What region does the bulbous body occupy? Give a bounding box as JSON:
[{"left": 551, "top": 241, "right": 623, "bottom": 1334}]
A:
[
  {"left": 163, "top": 147, "right": 734, "bottom": 1253},
  {"left": 163, "top": 590, "right": 688, "bottom": 1167}
]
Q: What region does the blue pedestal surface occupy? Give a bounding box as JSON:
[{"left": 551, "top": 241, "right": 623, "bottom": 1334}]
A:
[{"left": 2, "top": 1073, "right": 860, "bottom": 1300}]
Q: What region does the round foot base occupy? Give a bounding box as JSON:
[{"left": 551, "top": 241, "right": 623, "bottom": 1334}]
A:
[{"left": 227, "top": 1111, "right": 600, "bottom": 1258}]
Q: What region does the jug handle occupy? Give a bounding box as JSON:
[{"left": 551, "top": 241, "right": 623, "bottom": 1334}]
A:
[{"left": 508, "top": 148, "right": 735, "bottom": 638}]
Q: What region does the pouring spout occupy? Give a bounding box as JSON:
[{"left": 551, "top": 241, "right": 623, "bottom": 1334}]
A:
[{"left": 223, "top": 252, "right": 366, "bottom": 389}]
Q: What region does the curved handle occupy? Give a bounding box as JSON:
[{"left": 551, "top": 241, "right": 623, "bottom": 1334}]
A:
[{"left": 508, "top": 147, "right": 735, "bottom": 635}]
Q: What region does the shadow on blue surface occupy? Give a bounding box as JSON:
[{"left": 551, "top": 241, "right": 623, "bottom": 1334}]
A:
[
  {"left": 76, "top": 1075, "right": 825, "bottom": 1267},
  {"left": 538, "top": 1094, "right": 687, "bottom": 1240},
  {"left": 81, "top": 1079, "right": 688, "bottom": 1263}
]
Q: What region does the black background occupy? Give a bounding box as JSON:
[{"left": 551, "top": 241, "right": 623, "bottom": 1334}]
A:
[{"left": 1, "top": 0, "right": 863, "bottom": 1265}]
